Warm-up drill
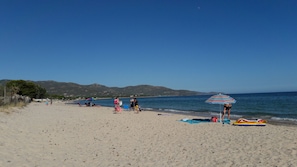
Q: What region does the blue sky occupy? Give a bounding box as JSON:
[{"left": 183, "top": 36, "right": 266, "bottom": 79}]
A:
[{"left": 1, "top": 0, "right": 296, "bottom": 94}]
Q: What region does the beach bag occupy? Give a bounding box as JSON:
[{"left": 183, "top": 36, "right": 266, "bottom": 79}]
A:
[{"left": 211, "top": 116, "right": 218, "bottom": 122}]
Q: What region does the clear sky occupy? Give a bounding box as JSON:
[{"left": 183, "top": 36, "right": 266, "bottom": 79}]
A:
[{"left": 1, "top": 0, "right": 296, "bottom": 94}]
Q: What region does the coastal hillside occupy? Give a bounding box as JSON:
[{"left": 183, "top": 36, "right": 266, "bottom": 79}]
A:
[{"left": 0, "top": 80, "right": 213, "bottom": 97}]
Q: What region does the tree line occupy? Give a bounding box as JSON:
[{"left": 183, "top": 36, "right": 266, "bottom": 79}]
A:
[
  {"left": 5, "top": 80, "right": 47, "bottom": 99},
  {"left": 1, "top": 80, "right": 83, "bottom": 100}
]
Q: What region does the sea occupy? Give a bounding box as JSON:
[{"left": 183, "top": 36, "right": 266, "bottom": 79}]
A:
[{"left": 79, "top": 92, "right": 297, "bottom": 125}]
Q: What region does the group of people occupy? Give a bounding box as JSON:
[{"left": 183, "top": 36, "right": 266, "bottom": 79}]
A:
[
  {"left": 130, "top": 97, "right": 141, "bottom": 113},
  {"left": 114, "top": 96, "right": 233, "bottom": 118},
  {"left": 113, "top": 96, "right": 141, "bottom": 114},
  {"left": 84, "top": 101, "right": 96, "bottom": 107}
]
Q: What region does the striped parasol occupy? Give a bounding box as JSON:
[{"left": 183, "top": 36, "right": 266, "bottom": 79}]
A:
[
  {"left": 205, "top": 93, "right": 236, "bottom": 123},
  {"left": 205, "top": 93, "right": 236, "bottom": 104}
]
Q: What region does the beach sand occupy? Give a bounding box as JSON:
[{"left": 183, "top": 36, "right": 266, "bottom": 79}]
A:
[{"left": 0, "top": 102, "right": 296, "bottom": 167}]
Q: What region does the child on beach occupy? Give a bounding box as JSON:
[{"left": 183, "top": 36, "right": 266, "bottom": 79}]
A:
[{"left": 134, "top": 98, "right": 140, "bottom": 114}]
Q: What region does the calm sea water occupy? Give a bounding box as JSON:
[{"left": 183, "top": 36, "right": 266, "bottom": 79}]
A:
[{"left": 81, "top": 92, "right": 297, "bottom": 124}]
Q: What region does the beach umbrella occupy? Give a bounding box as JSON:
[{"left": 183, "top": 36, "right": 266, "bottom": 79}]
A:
[
  {"left": 205, "top": 93, "right": 236, "bottom": 123},
  {"left": 86, "top": 97, "right": 93, "bottom": 101}
]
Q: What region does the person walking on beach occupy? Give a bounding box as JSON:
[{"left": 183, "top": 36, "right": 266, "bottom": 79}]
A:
[
  {"left": 114, "top": 96, "right": 121, "bottom": 113},
  {"left": 222, "top": 103, "right": 232, "bottom": 120}
]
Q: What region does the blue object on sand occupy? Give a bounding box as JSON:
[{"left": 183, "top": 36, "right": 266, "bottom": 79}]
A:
[
  {"left": 217, "top": 119, "right": 231, "bottom": 124},
  {"left": 179, "top": 120, "right": 200, "bottom": 124},
  {"left": 123, "top": 104, "right": 129, "bottom": 111},
  {"left": 179, "top": 118, "right": 211, "bottom": 124}
]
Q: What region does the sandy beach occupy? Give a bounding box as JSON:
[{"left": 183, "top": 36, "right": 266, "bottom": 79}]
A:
[{"left": 0, "top": 102, "right": 296, "bottom": 167}]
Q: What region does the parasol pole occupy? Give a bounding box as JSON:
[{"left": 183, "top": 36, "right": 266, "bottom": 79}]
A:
[{"left": 219, "top": 104, "right": 222, "bottom": 124}]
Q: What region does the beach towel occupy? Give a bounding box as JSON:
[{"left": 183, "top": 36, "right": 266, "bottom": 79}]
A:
[
  {"left": 179, "top": 118, "right": 211, "bottom": 124},
  {"left": 217, "top": 119, "right": 231, "bottom": 124}
]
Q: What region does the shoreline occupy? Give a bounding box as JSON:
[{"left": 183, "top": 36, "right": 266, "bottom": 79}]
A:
[
  {"left": 143, "top": 109, "right": 297, "bottom": 127},
  {"left": 73, "top": 103, "right": 297, "bottom": 127}
]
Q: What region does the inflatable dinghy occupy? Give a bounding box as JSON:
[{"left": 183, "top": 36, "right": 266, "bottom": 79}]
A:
[{"left": 233, "top": 118, "right": 267, "bottom": 126}]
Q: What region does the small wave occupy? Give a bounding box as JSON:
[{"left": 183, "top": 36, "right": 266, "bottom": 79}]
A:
[
  {"left": 143, "top": 107, "right": 190, "bottom": 114},
  {"left": 143, "top": 107, "right": 154, "bottom": 111},
  {"left": 208, "top": 112, "right": 220, "bottom": 116},
  {"left": 208, "top": 112, "right": 244, "bottom": 119},
  {"left": 229, "top": 114, "right": 243, "bottom": 118},
  {"left": 271, "top": 117, "right": 297, "bottom": 122},
  {"left": 163, "top": 109, "right": 191, "bottom": 113}
]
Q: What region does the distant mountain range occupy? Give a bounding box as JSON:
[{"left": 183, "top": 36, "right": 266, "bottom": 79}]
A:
[{"left": 0, "top": 80, "right": 216, "bottom": 97}]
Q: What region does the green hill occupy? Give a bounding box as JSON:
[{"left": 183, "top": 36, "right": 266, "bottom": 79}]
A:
[{"left": 0, "top": 80, "right": 212, "bottom": 97}]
